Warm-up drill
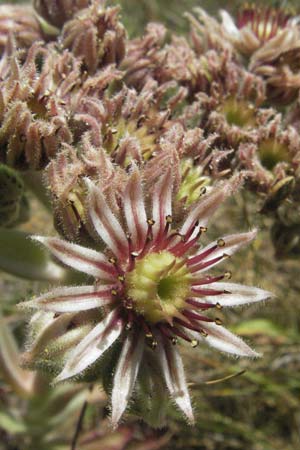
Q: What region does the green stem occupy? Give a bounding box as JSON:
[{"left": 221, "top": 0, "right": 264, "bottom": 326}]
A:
[{"left": 22, "top": 171, "right": 52, "bottom": 212}]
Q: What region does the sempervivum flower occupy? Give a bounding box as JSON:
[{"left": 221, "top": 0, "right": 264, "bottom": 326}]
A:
[
  {"left": 61, "top": 0, "right": 126, "bottom": 74},
  {"left": 220, "top": 6, "right": 300, "bottom": 104},
  {"left": 180, "top": 63, "right": 266, "bottom": 149},
  {"left": 33, "top": 0, "right": 90, "bottom": 29},
  {"left": 123, "top": 22, "right": 167, "bottom": 90},
  {"left": 0, "top": 4, "right": 43, "bottom": 54},
  {"left": 220, "top": 6, "right": 297, "bottom": 56},
  {"left": 0, "top": 44, "right": 73, "bottom": 170},
  {"left": 22, "top": 168, "right": 271, "bottom": 425},
  {"left": 237, "top": 114, "right": 300, "bottom": 212}
]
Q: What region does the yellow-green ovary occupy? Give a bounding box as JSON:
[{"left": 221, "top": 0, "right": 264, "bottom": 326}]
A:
[{"left": 126, "top": 251, "right": 192, "bottom": 323}]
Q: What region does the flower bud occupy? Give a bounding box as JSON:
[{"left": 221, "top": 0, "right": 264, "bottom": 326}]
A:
[
  {"left": 33, "top": 0, "right": 90, "bottom": 28},
  {"left": 61, "top": 1, "right": 126, "bottom": 73},
  {"left": 0, "top": 5, "right": 43, "bottom": 54}
]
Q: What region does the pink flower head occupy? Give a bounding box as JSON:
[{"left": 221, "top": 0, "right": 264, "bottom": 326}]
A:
[{"left": 23, "top": 167, "right": 271, "bottom": 426}]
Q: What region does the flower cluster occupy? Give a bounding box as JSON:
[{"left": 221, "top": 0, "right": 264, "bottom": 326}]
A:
[{"left": 0, "top": 0, "right": 291, "bottom": 428}]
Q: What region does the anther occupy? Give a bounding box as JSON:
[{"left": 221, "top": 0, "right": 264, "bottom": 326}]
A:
[
  {"left": 150, "top": 339, "right": 158, "bottom": 350},
  {"left": 191, "top": 339, "right": 199, "bottom": 348},
  {"left": 200, "top": 226, "right": 207, "bottom": 233},
  {"left": 145, "top": 332, "right": 153, "bottom": 338},
  {"left": 130, "top": 251, "right": 139, "bottom": 259},
  {"left": 165, "top": 215, "right": 173, "bottom": 224},
  {"left": 216, "top": 302, "right": 223, "bottom": 310},
  {"left": 111, "top": 289, "right": 118, "bottom": 296},
  {"left": 171, "top": 337, "right": 178, "bottom": 345},
  {"left": 200, "top": 186, "right": 207, "bottom": 195},
  {"left": 118, "top": 275, "right": 125, "bottom": 282},
  {"left": 109, "top": 257, "right": 117, "bottom": 265},
  {"left": 200, "top": 330, "right": 208, "bottom": 337},
  {"left": 217, "top": 238, "right": 226, "bottom": 247},
  {"left": 224, "top": 271, "right": 232, "bottom": 279},
  {"left": 125, "top": 323, "right": 132, "bottom": 330},
  {"left": 147, "top": 219, "right": 155, "bottom": 226},
  {"left": 215, "top": 318, "right": 223, "bottom": 325}
]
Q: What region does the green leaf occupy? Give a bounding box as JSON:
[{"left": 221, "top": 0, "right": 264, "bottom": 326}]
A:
[
  {"left": 0, "top": 228, "right": 65, "bottom": 281},
  {"left": 0, "top": 411, "right": 27, "bottom": 434},
  {"left": 233, "top": 319, "right": 283, "bottom": 338},
  {"left": 0, "top": 313, "right": 33, "bottom": 397}
]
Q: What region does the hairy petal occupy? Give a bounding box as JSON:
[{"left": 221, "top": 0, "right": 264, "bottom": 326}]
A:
[
  {"left": 85, "top": 179, "right": 128, "bottom": 258},
  {"left": 192, "top": 282, "right": 272, "bottom": 307},
  {"left": 152, "top": 169, "right": 173, "bottom": 241},
  {"left": 124, "top": 168, "right": 148, "bottom": 252},
  {"left": 55, "top": 309, "right": 123, "bottom": 382},
  {"left": 181, "top": 183, "right": 232, "bottom": 236},
  {"left": 111, "top": 332, "right": 144, "bottom": 427},
  {"left": 157, "top": 338, "right": 194, "bottom": 423},
  {"left": 23, "top": 285, "right": 115, "bottom": 312},
  {"left": 220, "top": 10, "right": 240, "bottom": 37},
  {"left": 190, "top": 323, "right": 260, "bottom": 357},
  {"left": 33, "top": 236, "right": 115, "bottom": 281},
  {"left": 189, "top": 230, "right": 257, "bottom": 271}
]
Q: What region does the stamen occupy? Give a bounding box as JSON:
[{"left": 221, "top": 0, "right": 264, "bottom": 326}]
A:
[
  {"left": 191, "top": 287, "right": 229, "bottom": 296},
  {"left": 190, "top": 254, "right": 229, "bottom": 274},
  {"left": 215, "top": 318, "right": 223, "bottom": 325},
  {"left": 187, "top": 244, "right": 219, "bottom": 266},
  {"left": 173, "top": 317, "right": 206, "bottom": 335},
  {"left": 182, "top": 310, "right": 214, "bottom": 323},
  {"left": 186, "top": 298, "right": 216, "bottom": 310}
]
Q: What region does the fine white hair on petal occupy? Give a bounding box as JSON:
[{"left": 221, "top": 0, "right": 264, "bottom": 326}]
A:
[
  {"left": 189, "top": 323, "right": 260, "bottom": 357},
  {"left": 152, "top": 168, "right": 173, "bottom": 240},
  {"left": 85, "top": 178, "right": 128, "bottom": 259},
  {"left": 219, "top": 10, "right": 240, "bottom": 37},
  {"left": 124, "top": 168, "right": 148, "bottom": 253},
  {"left": 23, "top": 285, "right": 115, "bottom": 313},
  {"left": 32, "top": 236, "right": 115, "bottom": 281},
  {"left": 180, "top": 183, "right": 232, "bottom": 237},
  {"left": 192, "top": 282, "right": 272, "bottom": 307},
  {"left": 55, "top": 309, "right": 123, "bottom": 382},
  {"left": 189, "top": 230, "right": 257, "bottom": 272},
  {"left": 157, "top": 337, "right": 194, "bottom": 424},
  {"left": 111, "top": 333, "right": 144, "bottom": 427}
]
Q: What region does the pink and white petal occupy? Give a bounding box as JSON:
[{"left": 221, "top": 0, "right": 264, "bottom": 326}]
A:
[
  {"left": 111, "top": 332, "right": 144, "bottom": 427},
  {"left": 152, "top": 169, "right": 173, "bottom": 240},
  {"left": 157, "top": 338, "right": 194, "bottom": 423},
  {"left": 124, "top": 168, "right": 148, "bottom": 253},
  {"left": 55, "top": 309, "right": 123, "bottom": 382},
  {"left": 85, "top": 179, "right": 128, "bottom": 258},
  {"left": 219, "top": 10, "right": 240, "bottom": 37},
  {"left": 192, "top": 282, "right": 272, "bottom": 307},
  {"left": 33, "top": 236, "right": 114, "bottom": 281},
  {"left": 189, "top": 323, "right": 260, "bottom": 357},
  {"left": 24, "top": 285, "right": 115, "bottom": 313},
  {"left": 180, "top": 183, "right": 232, "bottom": 237},
  {"left": 189, "top": 230, "right": 257, "bottom": 271}
]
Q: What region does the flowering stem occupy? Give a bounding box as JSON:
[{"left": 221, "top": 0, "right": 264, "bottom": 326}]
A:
[
  {"left": 22, "top": 171, "right": 52, "bottom": 212},
  {"left": 71, "top": 384, "right": 93, "bottom": 450}
]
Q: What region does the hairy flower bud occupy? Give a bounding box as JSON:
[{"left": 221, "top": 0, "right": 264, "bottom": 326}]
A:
[
  {"left": 0, "top": 5, "right": 43, "bottom": 54},
  {"left": 34, "top": 0, "right": 90, "bottom": 28},
  {"left": 61, "top": 0, "right": 126, "bottom": 74}
]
